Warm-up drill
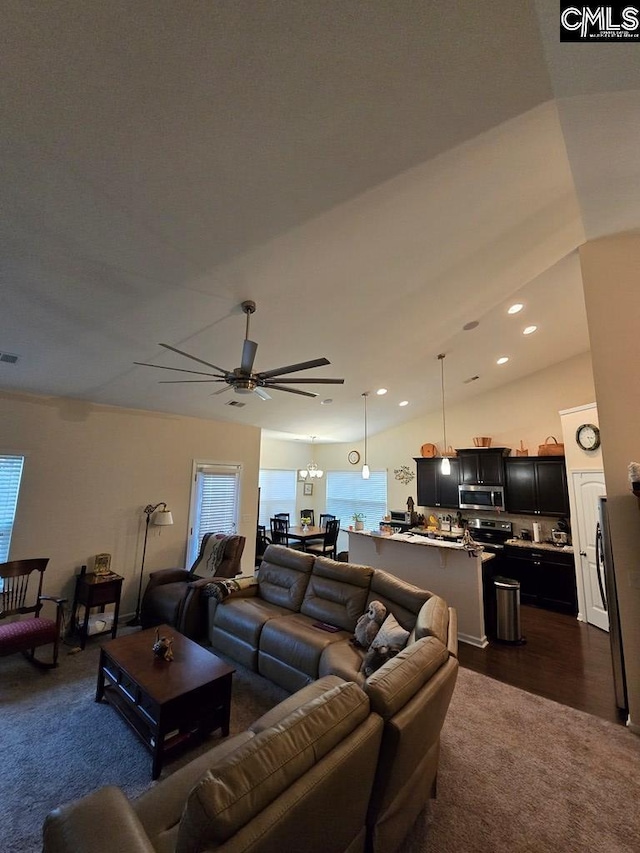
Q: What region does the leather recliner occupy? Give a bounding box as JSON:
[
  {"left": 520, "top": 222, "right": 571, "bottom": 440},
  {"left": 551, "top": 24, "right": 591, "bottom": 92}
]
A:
[{"left": 140, "top": 533, "right": 245, "bottom": 639}]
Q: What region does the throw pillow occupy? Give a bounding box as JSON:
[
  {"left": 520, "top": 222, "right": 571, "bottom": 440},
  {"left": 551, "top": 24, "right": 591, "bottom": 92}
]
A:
[{"left": 371, "top": 612, "right": 410, "bottom": 651}]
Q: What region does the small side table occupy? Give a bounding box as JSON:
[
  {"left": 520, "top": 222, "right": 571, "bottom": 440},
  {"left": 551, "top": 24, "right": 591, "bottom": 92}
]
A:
[{"left": 71, "top": 571, "right": 123, "bottom": 650}]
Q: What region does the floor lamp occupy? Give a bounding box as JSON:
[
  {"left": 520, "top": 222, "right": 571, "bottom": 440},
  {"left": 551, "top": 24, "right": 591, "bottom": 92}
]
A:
[{"left": 128, "top": 502, "right": 173, "bottom": 626}]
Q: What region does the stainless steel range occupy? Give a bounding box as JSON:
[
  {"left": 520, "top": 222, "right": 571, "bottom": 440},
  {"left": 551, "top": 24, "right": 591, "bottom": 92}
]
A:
[{"left": 466, "top": 518, "right": 512, "bottom": 553}]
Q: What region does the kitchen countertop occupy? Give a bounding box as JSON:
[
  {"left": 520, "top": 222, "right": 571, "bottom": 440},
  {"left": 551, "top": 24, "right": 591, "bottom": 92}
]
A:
[
  {"left": 505, "top": 538, "right": 574, "bottom": 554},
  {"left": 349, "top": 529, "right": 495, "bottom": 561}
]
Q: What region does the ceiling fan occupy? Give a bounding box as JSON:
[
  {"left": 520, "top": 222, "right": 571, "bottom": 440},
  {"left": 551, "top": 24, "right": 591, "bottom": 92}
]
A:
[{"left": 134, "top": 300, "right": 345, "bottom": 400}]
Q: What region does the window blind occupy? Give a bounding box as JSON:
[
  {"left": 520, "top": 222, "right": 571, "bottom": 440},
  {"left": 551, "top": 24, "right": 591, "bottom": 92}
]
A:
[
  {"left": 326, "top": 470, "right": 387, "bottom": 529},
  {"left": 258, "top": 470, "right": 297, "bottom": 528},
  {"left": 0, "top": 455, "right": 24, "bottom": 562},
  {"left": 189, "top": 464, "right": 240, "bottom": 566}
]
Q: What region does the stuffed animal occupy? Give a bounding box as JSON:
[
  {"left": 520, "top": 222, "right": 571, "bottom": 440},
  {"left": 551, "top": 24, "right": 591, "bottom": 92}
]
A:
[
  {"left": 361, "top": 644, "right": 400, "bottom": 677},
  {"left": 152, "top": 629, "right": 174, "bottom": 662},
  {"left": 352, "top": 600, "right": 387, "bottom": 649}
]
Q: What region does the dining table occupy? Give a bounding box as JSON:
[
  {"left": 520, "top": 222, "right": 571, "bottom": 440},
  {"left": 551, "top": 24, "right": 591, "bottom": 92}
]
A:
[{"left": 285, "top": 525, "right": 325, "bottom": 550}]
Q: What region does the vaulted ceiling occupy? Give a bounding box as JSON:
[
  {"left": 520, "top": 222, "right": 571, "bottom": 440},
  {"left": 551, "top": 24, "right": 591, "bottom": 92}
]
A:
[{"left": 3, "top": 1, "right": 639, "bottom": 441}]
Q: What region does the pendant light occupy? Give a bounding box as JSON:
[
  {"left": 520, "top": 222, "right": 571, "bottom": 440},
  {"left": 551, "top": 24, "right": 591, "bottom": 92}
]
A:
[
  {"left": 438, "top": 354, "right": 450, "bottom": 476},
  {"left": 298, "top": 436, "right": 323, "bottom": 479},
  {"left": 362, "top": 392, "right": 370, "bottom": 479}
]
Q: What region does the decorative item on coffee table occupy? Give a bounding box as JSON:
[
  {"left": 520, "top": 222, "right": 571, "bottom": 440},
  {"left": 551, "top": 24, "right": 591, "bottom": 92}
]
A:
[{"left": 152, "top": 628, "right": 174, "bottom": 661}]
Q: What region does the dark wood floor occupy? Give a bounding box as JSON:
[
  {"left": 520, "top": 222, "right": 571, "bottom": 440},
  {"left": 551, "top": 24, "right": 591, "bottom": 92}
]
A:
[{"left": 458, "top": 605, "right": 626, "bottom": 725}]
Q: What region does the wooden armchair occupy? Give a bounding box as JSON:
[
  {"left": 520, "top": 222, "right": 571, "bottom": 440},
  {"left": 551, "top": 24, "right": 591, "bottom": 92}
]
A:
[
  {"left": 140, "top": 533, "right": 245, "bottom": 639},
  {"left": 0, "top": 558, "right": 66, "bottom": 668}
]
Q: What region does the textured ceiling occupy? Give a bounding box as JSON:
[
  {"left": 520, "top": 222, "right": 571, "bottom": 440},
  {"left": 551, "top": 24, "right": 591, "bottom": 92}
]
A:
[{"left": 2, "top": 0, "right": 638, "bottom": 442}]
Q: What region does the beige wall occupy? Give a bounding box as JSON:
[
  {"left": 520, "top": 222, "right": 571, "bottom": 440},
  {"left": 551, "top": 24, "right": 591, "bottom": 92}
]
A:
[
  {"left": 306, "top": 351, "right": 595, "bottom": 516},
  {"left": 580, "top": 234, "right": 640, "bottom": 733},
  {"left": 0, "top": 390, "right": 260, "bottom": 614}
]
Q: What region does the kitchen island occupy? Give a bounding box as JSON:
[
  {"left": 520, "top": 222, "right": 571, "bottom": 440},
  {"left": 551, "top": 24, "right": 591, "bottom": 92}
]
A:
[{"left": 348, "top": 529, "right": 492, "bottom": 647}]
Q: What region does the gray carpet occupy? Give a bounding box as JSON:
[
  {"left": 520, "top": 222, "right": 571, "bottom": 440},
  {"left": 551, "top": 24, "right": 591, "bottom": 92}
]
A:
[{"left": 2, "top": 636, "right": 640, "bottom": 853}]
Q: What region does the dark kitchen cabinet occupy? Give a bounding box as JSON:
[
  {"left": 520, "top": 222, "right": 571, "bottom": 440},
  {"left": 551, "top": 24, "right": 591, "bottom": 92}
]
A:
[
  {"left": 456, "top": 448, "right": 510, "bottom": 485},
  {"left": 505, "top": 457, "right": 569, "bottom": 516},
  {"left": 503, "top": 545, "right": 577, "bottom": 614},
  {"left": 415, "top": 457, "right": 460, "bottom": 509}
]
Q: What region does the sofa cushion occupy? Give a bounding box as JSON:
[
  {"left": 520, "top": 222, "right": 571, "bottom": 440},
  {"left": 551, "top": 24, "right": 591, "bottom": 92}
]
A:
[
  {"left": 300, "top": 556, "right": 373, "bottom": 631},
  {"left": 258, "top": 545, "right": 314, "bottom": 611},
  {"left": 211, "top": 597, "right": 292, "bottom": 648},
  {"left": 413, "top": 594, "right": 449, "bottom": 646},
  {"left": 368, "top": 571, "right": 432, "bottom": 632},
  {"left": 259, "top": 613, "right": 350, "bottom": 681},
  {"left": 319, "top": 639, "right": 366, "bottom": 685},
  {"left": 249, "top": 675, "right": 345, "bottom": 733},
  {"left": 364, "top": 636, "right": 449, "bottom": 720},
  {"left": 176, "top": 681, "right": 370, "bottom": 853}
]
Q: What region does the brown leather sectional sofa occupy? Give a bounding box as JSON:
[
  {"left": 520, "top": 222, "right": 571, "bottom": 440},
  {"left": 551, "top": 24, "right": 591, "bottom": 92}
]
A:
[{"left": 43, "top": 544, "right": 458, "bottom": 853}]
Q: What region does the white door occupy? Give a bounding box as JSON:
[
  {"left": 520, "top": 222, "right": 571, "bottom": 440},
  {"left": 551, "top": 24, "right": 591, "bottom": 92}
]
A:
[{"left": 572, "top": 471, "right": 608, "bottom": 630}]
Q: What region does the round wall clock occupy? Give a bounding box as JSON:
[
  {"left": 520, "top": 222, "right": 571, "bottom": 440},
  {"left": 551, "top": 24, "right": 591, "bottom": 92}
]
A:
[
  {"left": 348, "top": 450, "right": 360, "bottom": 465},
  {"left": 576, "top": 423, "right": 601, "bottom": 451}
]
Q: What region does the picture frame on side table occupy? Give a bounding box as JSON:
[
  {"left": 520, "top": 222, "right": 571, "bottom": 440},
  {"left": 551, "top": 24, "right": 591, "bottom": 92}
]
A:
[
  {"left": 303, "top": 482, "right": 313, "bottom": 496},
  {"left": 94, "top": 553, "right": 112, "bottom": 576}
]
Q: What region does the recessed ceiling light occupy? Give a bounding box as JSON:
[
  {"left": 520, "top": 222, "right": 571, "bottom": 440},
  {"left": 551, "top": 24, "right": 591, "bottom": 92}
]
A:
[
  {"left": 320, "top": 398, "right": 333, "bottom": 405},
  {"left": 399, "top": 400, "right": 409, "bottom": 407},
  {"left": 376, "top": 388, "right": 387, "bottom": 395},
  {"left": 508, "top": 303, "right": 524, "bottom": 314},
  {"left": 463, "top": 320, "right": 480, "bottom": 331},
  {"left": 497, "top": 357, "right": 509, "bottom": 365},
  {"left": 523, "top": 325, "right": 538, "bottom": 335}
]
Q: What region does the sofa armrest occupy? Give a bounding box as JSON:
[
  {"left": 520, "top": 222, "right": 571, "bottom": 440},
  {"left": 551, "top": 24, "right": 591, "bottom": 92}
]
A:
[
  {"left": 43, "top": 786, "right": 155, "bottom": 853},
  {"left": 447, "top": 607, "right": 458, "bottom": 658}
]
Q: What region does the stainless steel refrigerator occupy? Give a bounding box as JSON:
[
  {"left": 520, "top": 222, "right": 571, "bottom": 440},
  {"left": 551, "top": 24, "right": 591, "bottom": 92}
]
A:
[{"left": 596, "top": 496, "right": 628, "bottom": 712}]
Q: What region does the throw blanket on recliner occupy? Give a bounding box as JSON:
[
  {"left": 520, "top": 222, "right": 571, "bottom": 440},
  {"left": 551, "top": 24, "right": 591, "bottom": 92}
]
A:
[{"left": 195, "top": 534, "right": 232, "bottom": 577}]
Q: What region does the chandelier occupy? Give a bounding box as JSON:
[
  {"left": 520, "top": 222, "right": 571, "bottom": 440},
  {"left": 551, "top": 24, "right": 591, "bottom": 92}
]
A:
[{"left": 299, "top": 436, "right": 323, "bottom": 479}]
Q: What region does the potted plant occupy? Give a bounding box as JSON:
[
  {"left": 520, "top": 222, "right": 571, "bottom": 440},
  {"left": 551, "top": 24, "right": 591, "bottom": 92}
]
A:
[
  {"left": 352, "top": 512, "right": 366, "bottom": 531},
  {"left": 301, "top": 515, "right": 312, "bottom": 531}
]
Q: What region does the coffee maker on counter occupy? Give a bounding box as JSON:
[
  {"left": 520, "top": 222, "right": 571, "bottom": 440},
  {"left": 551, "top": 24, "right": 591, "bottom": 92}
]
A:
[{"left": 551, "top": 517, "right": 570, "bottom": 545}]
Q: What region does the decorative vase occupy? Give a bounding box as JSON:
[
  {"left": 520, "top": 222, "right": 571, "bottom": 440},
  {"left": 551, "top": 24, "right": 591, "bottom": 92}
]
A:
[
  {"left": 302, "top": 524, "right": 309, "bottom": 532},
  {"left": 355, "top": 521, "right": 364, "bottom": 531}
]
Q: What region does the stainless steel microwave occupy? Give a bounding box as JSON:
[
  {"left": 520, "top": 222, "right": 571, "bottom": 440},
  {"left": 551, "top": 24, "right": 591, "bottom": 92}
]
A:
[{"left": 458, "top": 484, "right": 505, "bottom": 512}]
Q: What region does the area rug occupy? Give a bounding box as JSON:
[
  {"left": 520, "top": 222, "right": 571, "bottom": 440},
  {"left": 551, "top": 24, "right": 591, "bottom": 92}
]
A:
[{"left": 2, "top": 638, "right": 640, "bottom": 853}]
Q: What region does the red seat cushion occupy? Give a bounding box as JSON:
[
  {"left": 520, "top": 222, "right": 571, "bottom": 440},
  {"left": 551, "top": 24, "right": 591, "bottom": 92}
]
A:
[{"left": 0, "top": 617, "right": 57, "bottom": 656}]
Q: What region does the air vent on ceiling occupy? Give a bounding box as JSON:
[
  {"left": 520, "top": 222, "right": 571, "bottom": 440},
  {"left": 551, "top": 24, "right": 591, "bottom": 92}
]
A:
[
  {"left": 226, "top": 400, "right": 246, "bottom": 408},
  {"left": 0, "top": 351, "right": 19, "bottom": 364}
]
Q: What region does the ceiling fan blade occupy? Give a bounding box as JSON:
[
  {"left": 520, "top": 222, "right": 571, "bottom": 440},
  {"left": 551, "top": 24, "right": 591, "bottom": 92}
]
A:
[
  {"left": 159, "top": 379, "right": 227, "bottom": 384},
  {"left": 134, "top": 361, "right": 225, "bottom": 378},
  {"left": 211, "top": 385, "right": 233, "bottom": 396},
  {"left": 262, "top": 377, "right": 344, "bottom": 384},
  {"left": 254, "top": 387, "right": 271, "bottom": 400},
  {"left": 265, "top": 384, "right": 319, "bottom": 398},
  {"left": 241, "top": 339, "right": 258, "bottom": 374},
  {"left": 258, "top": 357, "right": 330, "bottom": 380},
  {"left": 159, "top": 343, "right": 230, "bottom": 374}
]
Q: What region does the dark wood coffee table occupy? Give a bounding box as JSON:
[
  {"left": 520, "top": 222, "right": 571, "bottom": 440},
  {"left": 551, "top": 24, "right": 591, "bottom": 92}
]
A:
[{"left": 95, "top": 625, "right": 234, "bottom": 779}]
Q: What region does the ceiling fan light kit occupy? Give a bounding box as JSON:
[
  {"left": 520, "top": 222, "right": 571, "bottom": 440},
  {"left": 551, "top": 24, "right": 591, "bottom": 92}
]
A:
[{"left": 135, "top": 300, "right": 344, "bottom": 401}]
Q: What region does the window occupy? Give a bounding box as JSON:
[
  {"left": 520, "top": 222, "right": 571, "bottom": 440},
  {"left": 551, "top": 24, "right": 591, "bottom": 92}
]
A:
[
  {"left": 188, "top": 463, "right": 241, "bottom": 566},
  {"left": 258, "top": 469, "right": 297, "bottom": 528},
  {"left": 326, "top": 470, "right": 387, "bottom": 529},
  {"left": 0, "top": 454, "right": 24, "bottom": 563}
]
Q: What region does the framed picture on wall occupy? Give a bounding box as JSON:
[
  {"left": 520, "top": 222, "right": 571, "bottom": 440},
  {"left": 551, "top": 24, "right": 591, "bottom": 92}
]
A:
[{"left": 303, "top": 482, "right": 313, "bottom": 496}]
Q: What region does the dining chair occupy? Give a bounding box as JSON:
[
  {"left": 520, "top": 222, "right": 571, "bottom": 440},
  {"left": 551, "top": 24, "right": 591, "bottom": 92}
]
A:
[
  {"left": 300, "top": 509, "right": 315, "bottom": 526},
  {"left": 255, "top": 524, "right": 271, "bottom": 567},
  {"left": 270, "top": 517, "right": 302, "bottom": 550},
  {"left": 319, "top": 513, "right": 336, "bottom": 529},
  {"left": 274, "top": 513, "right": 290, "bottom": 526},
  {"left": 306, "top": 519, "right": 340, "bottom": 560},
  {"left": 0, "top": 558, "right": 66, "bottom": 668}
]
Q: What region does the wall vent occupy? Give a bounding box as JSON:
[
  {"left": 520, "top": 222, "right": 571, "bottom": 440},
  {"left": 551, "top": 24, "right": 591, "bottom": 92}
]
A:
[
  {"left": 0, "top": 352, "right": 19, "bottom": 364},
  {"left": 226, "top": 400, "right": 246, "bottom": 407}
]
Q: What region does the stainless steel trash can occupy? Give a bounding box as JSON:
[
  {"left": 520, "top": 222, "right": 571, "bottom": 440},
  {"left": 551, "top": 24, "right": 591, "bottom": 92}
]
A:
[{"left": 494, "top": 577, "right": 524, "bottom": 644}]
